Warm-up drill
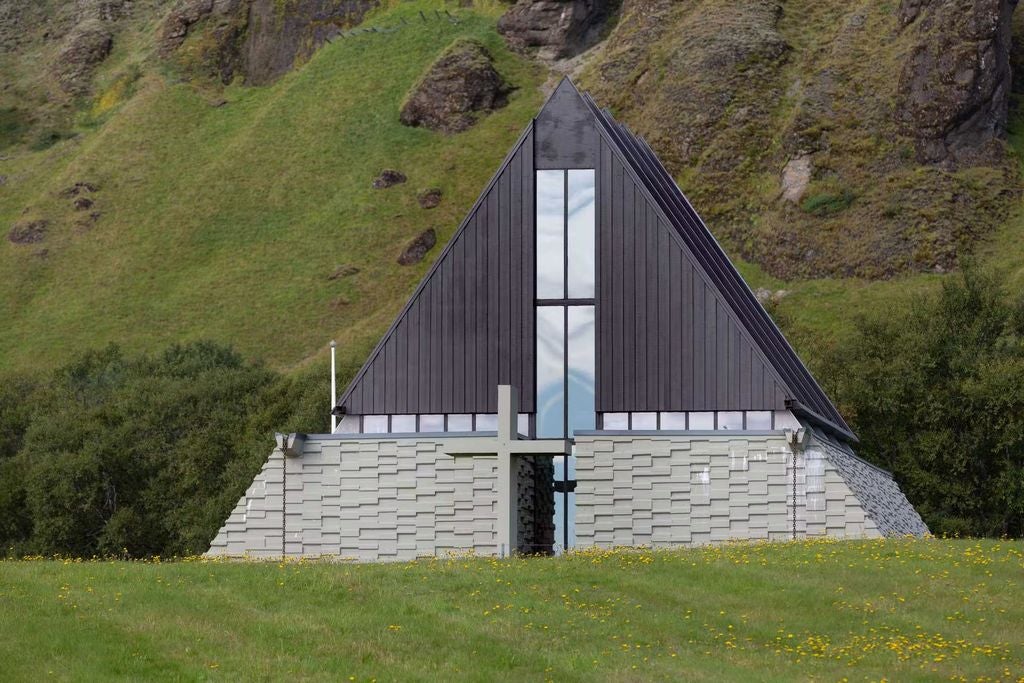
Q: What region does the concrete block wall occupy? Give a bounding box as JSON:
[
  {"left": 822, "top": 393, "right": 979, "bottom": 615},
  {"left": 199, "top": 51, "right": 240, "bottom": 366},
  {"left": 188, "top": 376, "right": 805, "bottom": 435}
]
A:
[
  {"left": 207, "top": 435, "right": 554, "bottom": 561},
  {"left": 574, "top": 431, "right": 924, "bottom": 548}
]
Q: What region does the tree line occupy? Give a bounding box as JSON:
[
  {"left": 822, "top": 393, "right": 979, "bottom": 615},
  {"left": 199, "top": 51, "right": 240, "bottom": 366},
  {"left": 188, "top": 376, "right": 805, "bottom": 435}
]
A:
[{"left": 0, "top": 268, "right": 1021, "bottom": 557}]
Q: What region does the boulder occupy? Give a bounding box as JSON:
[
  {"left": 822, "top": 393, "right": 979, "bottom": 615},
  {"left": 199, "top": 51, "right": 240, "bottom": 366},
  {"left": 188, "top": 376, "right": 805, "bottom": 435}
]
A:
[
  {"left": 373, "top": 169, "right": 406, "bottom": 189},
  {"left": 52, "top": 19, "right": 114, "bottom": 96},
  {"left": 895, "top": 0, "right": 1018, "bottom": 165},
  {"left": 397, "top": 228, "right": 437, "bottom": 266},
  {"left": 8, "top": 219, "right": 49, "bottom": 245},
  {"left": 399, "top": 39, "right": 511, "bottom": 134},
  {"left": 497, "top": 0, "right": 611, "bottom": 60},
  {"left": 417, "top": 188, "right": 443, "bottom": 209},
  {"left": 780, "top": 154, "right": 813, "bottom": 203}
]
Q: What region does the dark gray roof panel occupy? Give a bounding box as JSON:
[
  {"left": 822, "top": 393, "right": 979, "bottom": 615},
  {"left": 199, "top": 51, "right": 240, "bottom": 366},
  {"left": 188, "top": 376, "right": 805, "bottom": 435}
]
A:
[
  {"left": 594, "top": 137, "right": 791, "bottom": 414},
  {"left": 580, "top": 89, "right": 855, "bottom": 440},
  {"left": 534, "top": 78, "right": 597, "bottom": 169},
  {"left": 337, "top": 125, "right": 537, "bottom": 415}
]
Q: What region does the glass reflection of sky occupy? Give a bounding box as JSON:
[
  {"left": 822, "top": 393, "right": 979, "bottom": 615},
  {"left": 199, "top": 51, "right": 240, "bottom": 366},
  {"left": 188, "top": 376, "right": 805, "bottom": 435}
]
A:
[
  {"left": 536, "top": 306, "right": 565, "bottom": 439},
  {"left": 536, "top": 170, "right": 565, "bottom": 299},
  {"left": 567, "top": 170, "right": 595, "bottom": 299}
]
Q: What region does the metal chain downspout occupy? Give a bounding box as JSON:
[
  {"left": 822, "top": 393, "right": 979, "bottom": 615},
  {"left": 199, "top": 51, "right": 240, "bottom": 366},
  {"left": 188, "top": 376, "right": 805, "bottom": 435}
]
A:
[{"left": 792, "top": 448, "right": 797, "bottom": 540}]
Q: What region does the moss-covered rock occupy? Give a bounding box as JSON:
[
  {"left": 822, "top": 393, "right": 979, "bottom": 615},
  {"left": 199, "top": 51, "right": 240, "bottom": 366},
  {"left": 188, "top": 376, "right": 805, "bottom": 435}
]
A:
[{"left": 400, "top": 38, "right": 511, "bottom": 134}]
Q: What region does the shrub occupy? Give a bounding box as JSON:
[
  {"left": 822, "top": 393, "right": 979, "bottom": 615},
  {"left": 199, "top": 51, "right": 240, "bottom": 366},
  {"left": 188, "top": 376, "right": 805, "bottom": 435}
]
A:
[
  {"left": 0, "top": 342, "right": 328, "bottom": 557},
  {"left": 825, "top": 266, "right": 1024, "bottom": 537}
]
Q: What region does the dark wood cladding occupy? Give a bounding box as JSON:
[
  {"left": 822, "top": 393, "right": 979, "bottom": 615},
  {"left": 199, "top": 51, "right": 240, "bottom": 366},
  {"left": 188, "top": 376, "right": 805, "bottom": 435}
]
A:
[
  {"left": 534, "top": 78, "right": 596, "bottom": 169},
  {"left": 339, "top": 126, "right": 536, "bottom": 415},
  {"left": 338, "top": 78, "right": 854, "bottom": 441},
  {"left": 595, "top": 137, "right": 789, "bottom": 413},
  {"left": 583, "top": 90, "right": 854, "bottom": 439}
]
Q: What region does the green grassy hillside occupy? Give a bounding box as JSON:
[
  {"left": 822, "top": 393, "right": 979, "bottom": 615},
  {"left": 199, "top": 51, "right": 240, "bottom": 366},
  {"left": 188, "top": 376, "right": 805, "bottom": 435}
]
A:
[
  {"left": 0, "top": 0, "right": 543, "bottom": 376},
  {"left": 1, "top": 539, "right": 1022, "bottom": 680},
  {"left": 2, "top": 0, "right": 1024, "bottom": 384}
]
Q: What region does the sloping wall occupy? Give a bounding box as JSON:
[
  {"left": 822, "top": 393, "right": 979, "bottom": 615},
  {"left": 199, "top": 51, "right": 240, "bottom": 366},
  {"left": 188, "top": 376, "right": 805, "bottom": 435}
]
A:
[{"left": 811, "top": 434, "right": 929, "bottom": 537}]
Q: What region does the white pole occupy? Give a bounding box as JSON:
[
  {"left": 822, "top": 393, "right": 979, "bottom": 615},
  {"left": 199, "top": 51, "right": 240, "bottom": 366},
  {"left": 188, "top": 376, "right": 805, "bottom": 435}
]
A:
[{"left": 330, "top": 340, "right": 338, "bottom": 433}]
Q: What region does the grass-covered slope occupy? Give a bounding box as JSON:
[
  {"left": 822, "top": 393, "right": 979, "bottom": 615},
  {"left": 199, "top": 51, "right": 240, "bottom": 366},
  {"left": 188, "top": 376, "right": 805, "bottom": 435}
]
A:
[
  {"left": 0, "top": 1, "right": 543, "bottom": 375},
  {"left": 3, "top": 0, "right": 1024, "bottom": 388},
  {"left": 0, "top": 539, "right": 1022, "bottom": 680}
]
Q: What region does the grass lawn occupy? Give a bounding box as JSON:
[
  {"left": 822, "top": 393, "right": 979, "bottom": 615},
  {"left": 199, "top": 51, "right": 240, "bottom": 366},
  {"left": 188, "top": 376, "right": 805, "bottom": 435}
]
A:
[{"left": 1, "top": 539, "right": 1022, "bottom": 681}]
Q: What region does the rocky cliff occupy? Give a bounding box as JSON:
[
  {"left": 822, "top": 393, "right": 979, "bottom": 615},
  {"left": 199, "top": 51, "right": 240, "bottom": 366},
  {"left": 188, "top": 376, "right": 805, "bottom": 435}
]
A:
[{"left": 577, "top": 0, "right": 1020, "bottom": 279}]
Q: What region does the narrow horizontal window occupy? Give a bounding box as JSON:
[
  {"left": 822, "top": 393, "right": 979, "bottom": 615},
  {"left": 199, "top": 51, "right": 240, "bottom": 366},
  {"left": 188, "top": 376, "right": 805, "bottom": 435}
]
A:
[
  {"left": 746, "top": 411, "right": 772, "bottom": 430},
  {"left": 419, "top": 414, "right": 444, "bottom": 432},
  {"left": 602, "top": 413, "right": 628, "bottom": 430},
  {"left": 631, "top": 412, "right": 657, "bottom": 430},
  {"left": 717, "top": 411, "right": 743, "bottom": 430},
  {"left": 391, "top": 414, "right": 416, "bottom": 433},
  {"left": 689, "top": 412, "right": 715, "bottom": 430},
  {"left": 447, "top": 414, "right": 473, "bottom": 432},
  {"left": 774, "top": 410, "right": 802, "bottom": 430},
  {"left": 474, "top": 414, "right": 498, "bottom": 431},
  {"left": 363, "top": 415, "right": 389, "bottom": 434},
  {"left": 659, "top": 412, "right": 687, "bottom": 429},
  {"left": 337, "top": 414, "right": 361, "bottom": 434}
]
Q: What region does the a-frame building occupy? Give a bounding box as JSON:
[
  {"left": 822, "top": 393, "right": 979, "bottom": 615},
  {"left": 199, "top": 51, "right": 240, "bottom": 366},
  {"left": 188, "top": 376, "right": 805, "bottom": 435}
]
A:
[{"left": 208, "top": 79, "right": 926, "bottom": 561}]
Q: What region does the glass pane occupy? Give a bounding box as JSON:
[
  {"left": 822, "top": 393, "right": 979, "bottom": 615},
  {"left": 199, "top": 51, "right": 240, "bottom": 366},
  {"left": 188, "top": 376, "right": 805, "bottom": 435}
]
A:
[
  {"left": 717, "top": 411, "right": 743, "bottom": 430},
  {"left": 660, "top": 412, "right": 687, "bottom": 429},
  {"left": 567, "top": 306, "right": 596, "bottom": 435},
  {"left": 363, "top": 415, "right": 388, "bottom": 434},
  {"left": 517, "top": 414, "right": 531, "bottom": 437},
  {"left": 774, "top": 410, "right": 802, "bottom": 430},
  {"left": 746, "top": 411, "right": 772, "bottom": 430},
  {"left": 474, "top": 414, "right": 498, "bottom": 432},
  {"left": 391, "top": 414, "right": 416, "bottom": 433},
  {"left": 536, "top": 306, "right": 566, "bottom": 438},
  {"left": 337, "top": 414, "right": 361, "bottom": 434},
  {"left": 536, "top": 170, "right": 565, "bottom": 299},
  {"left": 689, "top": 411, "right": 715, "bottom": 430},
  {"left": 567, "top": 169, "right": 595, "bottom": 298},
  {"left": 602, "top": 413, "right": 628, "bottom": 430},
  {"left": 447, "top": 414, "right": 473, "bottom": 432},
  {"left": 632, "top": 412, "right": 657, "bottom": 430},
  {"left": 419, "top": 414, "right": 444, "bottom": 432}
]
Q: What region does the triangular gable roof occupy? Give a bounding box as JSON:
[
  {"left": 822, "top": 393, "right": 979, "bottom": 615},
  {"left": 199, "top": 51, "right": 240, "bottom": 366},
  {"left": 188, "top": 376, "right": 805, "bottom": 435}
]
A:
[{"left": 337, "top": 77, "right": 856, "bottom": 442}]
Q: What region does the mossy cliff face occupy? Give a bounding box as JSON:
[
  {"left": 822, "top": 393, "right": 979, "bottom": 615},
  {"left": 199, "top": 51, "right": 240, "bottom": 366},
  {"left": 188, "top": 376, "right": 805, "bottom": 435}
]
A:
[
  {"left": 157, "top": 0, "right": 377, "bottom": 85},
  {"left": 896, "top": 0, "right": 1018, "bottom": 166},
  {"left": 580, "top": 0, "right": 1020, "bottom": 280}
]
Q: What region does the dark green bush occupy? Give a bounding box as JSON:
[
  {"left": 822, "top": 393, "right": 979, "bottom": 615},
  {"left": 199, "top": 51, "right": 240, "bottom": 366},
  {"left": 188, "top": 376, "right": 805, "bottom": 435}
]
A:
[
  {"left": 0, "top": 341, "right": 328, "bottom": 558},
  {"left": 825, "top": 266, "right": 1024, "bottom": 538}
]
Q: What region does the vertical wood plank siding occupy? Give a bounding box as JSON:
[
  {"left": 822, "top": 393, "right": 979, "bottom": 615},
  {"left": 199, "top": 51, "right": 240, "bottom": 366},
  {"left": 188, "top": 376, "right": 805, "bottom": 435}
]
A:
[
  {"left": 585, "top": 91, "right": 853, "bottom": 436},
  {"left": 339, "top": 128, "right": 537, "bottom": 415},
  {"left": 595, "top": 138, "right": 789, "bottom": 413},
  {"left": 340, "top": 80, "right": 853, "bottom": 441}
]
